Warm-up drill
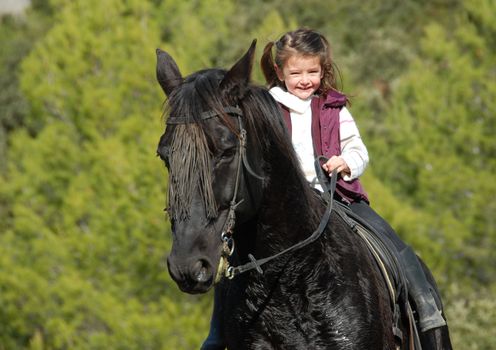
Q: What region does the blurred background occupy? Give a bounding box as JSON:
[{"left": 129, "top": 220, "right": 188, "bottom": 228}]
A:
[{"left": 0, "top": 0, "right": 494, "bottom": 348}]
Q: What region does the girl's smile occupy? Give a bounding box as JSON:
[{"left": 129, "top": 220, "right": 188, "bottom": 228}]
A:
[{"left": 276, "top": 55, "right": 323, "bottom": 100}]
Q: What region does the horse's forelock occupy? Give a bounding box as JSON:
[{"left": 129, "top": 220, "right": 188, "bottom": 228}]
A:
[
  {"left": 166, "top": 69, "right": 229, "bottom": 221},
  {"left": 168, "top": 123, "right": 217, "bottom": 221}
]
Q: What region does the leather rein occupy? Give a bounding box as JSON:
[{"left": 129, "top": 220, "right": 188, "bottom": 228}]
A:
[{"left": 167, "top": 106, "right": 337, "bottom": 282}]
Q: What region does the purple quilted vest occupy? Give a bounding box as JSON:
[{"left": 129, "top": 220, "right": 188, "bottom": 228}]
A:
[{"left": 279, "top": 91, "right": 369, "bottom": 204}]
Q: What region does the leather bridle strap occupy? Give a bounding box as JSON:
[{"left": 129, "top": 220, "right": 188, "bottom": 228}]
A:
[
  {"left": 167, "top": 105, "right": 264, "bottom": 182},
  {"left": 166, "top": 106, "right": 244, "bottom": 124},
  {"left": 220, "top": 115, "right": 248, "bottom": 238},
  {"left": 226, "top": 165, "right": 337, "bottom": 279}
]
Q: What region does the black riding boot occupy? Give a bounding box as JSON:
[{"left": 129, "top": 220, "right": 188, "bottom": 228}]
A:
[
  {"left": 400, "top": 246, "right": 446, "bottom": 332},
  {"left": 200, "top": 287, "right": 226, "bottom": 350}
]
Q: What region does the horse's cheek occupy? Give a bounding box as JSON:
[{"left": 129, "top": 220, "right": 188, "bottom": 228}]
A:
[{"left": 212, "top": 163, "right": 237, "bottom": 204}]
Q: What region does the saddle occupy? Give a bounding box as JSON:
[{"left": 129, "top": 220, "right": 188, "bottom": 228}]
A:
[
  {"left": 331, "top": 201, "right": 421, "bottom": 349},
  {"left": 314, "top": 158, "right": 422, "bottom": 349}
]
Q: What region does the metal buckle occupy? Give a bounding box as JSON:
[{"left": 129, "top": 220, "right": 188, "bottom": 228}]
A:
[{"left": 226, "top": 266, "right": 235, "bottom": 279}]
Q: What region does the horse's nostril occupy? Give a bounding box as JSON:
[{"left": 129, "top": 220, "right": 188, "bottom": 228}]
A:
[{"left": 192, "top": 259, "right": 210, "bottom": 283}]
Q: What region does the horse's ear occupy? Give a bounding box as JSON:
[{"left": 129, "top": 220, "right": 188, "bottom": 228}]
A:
[
  {"left": 220, "top": 39, "right": 257, "bottom": 97},
  {"left": 156, "top": 48, "right": 183, "bottom": 97}
]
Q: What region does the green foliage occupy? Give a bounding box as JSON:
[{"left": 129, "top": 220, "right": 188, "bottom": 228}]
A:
[
  {"left": 155, "top": 0, "right": 235, "bottom": 72},
  {"left": 366, "top": 0, "right": 496, "bottom": 286},
  {"left": 20, "top": 0, "right": 161, "bottom": 137},
  {"left": 444, "top": 284, "right": 496, "bottom": 350},
  {"left": 0, "top": 9, "right": 53, "bottom": 169},
  {"left": 1, "top": 0, "right": 210, "bottom": 348}
]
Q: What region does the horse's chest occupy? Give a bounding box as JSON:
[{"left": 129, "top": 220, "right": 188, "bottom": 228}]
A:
[{"left": 226, "top": 280, "right": 358, "bottom": 349}]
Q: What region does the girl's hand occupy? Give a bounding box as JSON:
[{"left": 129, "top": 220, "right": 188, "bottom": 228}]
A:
[{"left": 322, "top": 156, "right": 350, "bottom": 177}]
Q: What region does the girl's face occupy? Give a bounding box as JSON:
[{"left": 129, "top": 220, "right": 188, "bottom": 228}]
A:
[{"left": 276, "top": 54, "right": 323, "bottom": 100}]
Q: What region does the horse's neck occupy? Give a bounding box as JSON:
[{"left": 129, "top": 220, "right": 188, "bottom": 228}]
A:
[{"left": 254, "top": 168, "right": 322, "bottom": 256}]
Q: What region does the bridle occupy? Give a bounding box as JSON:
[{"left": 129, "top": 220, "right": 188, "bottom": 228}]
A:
[
  {"left": 167, "top": 105, "right": 336, "bottom": 283},
  {"left": 167, "top": 105, "right": 264, "bottom": 282}
]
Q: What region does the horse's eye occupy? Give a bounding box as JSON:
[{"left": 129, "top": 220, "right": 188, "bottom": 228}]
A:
[
  {"left": 213, "top": 148, "right": 235, "bottom": 168},
  {"left": 221, "top": 148, "right": 236, "bottom": 159}
]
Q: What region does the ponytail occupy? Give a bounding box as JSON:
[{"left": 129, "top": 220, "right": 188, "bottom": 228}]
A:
[{"left": 260, "top": 42, "right": 280, "bottom": 88}]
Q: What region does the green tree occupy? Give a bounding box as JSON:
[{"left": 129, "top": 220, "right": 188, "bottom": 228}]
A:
[
  {"left": 0, "top": 0, "right": 210, "bottom": 348},
  {"left": 366, "top": 0, "right": 496, "bottom": 285},
  {"left": 0, "top": 4, "right": 54, "bottom": 169},
  {"left": 155, "top": 0, "right": 235, "bottom": 72}
]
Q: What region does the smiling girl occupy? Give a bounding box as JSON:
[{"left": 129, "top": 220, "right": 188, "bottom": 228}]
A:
[{"left": 260, "top": 27, "right": 446, "bottom": 333}]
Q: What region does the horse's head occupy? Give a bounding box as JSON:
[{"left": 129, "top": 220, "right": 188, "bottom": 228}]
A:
[{"left": 156, "top": 41, "right": 271, "bottom": 293}]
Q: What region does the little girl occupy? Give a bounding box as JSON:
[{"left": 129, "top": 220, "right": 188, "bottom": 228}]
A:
[
  {"left": 260, "top": 27, "right": 445, "bottom": 332},
  {"left": 261, "top": 28, "right": 368, "bottom": 204}
]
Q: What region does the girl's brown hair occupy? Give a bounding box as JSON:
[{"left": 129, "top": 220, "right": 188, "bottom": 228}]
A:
[{"left": 260, "top": 28, "right": 340, "bottom": 96}]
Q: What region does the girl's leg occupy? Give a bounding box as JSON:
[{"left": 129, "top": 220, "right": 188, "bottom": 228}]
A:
[
  {"left": 349, "top": 200, "right": 446, "bottom": 331},
  {"left": 201, "top": 286, "right": 226, "bottom": 350},
  {"left": 349, "top": 200, "right": 406, "bottom": 251}
]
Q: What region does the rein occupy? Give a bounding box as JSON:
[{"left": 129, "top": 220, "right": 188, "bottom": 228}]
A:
[
  {"left": 226, "top": 159, "right": 337, "bottom": 279},
  {"left": 167, "top": 106, "right": 337, "bottom": 282}
]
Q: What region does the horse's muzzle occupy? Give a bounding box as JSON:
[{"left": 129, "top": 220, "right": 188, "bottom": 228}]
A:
[{"left": 166, "top": 255, "right": 215, "bottom": 294}]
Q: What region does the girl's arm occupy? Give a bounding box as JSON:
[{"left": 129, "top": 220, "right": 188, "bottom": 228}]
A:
[{"left": 337, "top": 107, "right": 369, "bottom": 181}]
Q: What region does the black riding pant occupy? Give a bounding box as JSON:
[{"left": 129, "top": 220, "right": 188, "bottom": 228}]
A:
[{"left": 349, "top": 200, "right": 406, "bottom": 251}]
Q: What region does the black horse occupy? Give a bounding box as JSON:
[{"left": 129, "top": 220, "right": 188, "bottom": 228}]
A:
[{"left": 156, "top": 41, "right": 452, "bottom": 349}]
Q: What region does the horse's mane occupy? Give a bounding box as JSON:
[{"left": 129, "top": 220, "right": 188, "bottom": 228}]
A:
[
  {"left": 239, "top": 85, "right": 322, "bottom": 224},
  {"left": 165, "top": 68, "right": 319, "bottom": 223}
]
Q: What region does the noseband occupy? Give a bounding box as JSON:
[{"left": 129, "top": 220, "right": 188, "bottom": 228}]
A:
[{"left": 167, "top": 106, "right": 336, "bottom": 283}]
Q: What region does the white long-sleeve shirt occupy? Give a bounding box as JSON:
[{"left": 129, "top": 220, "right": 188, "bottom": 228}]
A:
[{"left": 269, "top": 87, "right": 369, "bottom": 185}]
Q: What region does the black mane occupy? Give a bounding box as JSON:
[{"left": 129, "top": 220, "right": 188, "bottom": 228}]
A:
[{"left": 163, "top": 68, "right": 320, "bottom": 225}]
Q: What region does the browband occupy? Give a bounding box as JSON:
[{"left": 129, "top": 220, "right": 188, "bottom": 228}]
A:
[{"left": 167, "top": 106, "right": 243, "bottom": 125}]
